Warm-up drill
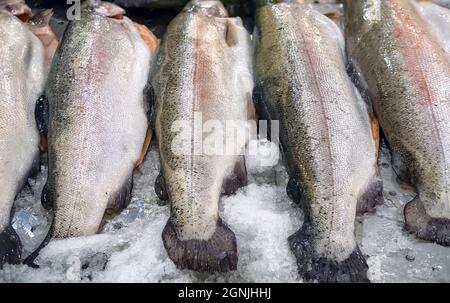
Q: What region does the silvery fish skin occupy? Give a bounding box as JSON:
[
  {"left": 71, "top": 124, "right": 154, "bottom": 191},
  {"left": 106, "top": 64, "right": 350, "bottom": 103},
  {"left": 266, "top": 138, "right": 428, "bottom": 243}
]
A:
[
  {"left": 41, "top": 10, "right": 155, "bottom": 239},
  {"left": 414, "top": 1, "right": 450, "bottom": 55},
  {"left": 344, "top": 0, "right": 450, "bottom": 246},
  {"left": 254, "top": 3, "right": 381, "bottom": 282},
  {"left": 152, "top": 0, "right": 254, "bottom": 272},
  {"left": 0, "top": 12, "right": 45, "bottom": 267}
]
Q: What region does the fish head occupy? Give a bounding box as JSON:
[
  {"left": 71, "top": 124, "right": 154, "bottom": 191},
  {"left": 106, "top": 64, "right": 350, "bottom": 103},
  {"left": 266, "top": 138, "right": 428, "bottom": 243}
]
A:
[
  {"left": 0, "top": 0, "right": 32, "bottom": 22},
  {"left": 185, "top": 0, "right": 229, "bottom": 18}
]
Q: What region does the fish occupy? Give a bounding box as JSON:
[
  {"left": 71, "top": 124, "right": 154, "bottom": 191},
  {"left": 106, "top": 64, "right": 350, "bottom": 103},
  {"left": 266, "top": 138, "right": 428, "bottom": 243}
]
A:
[
  {"left": 343, "top": 0, "right": 450, "bottom": 246},
  {"left": 414, "top": 0, "right": 450, "bottom": 55},
  {"left": 254, "top": 3, "right": 382, "bottom": 282},
  {"left": 25, "top": 2, "right": 158, "bottom": 265},
  {"left": 0, "top": 11, "right": 46, "bottom": 267},
  {"left": 151, "top": 0, "right": 254, "bottom": 272}
]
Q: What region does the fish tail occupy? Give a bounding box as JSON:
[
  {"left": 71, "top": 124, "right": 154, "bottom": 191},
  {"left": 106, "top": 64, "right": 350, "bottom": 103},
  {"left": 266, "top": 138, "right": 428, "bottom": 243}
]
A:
[
  {"left": 23, "top": 219, "right": 54, "bottom": 268},
  {"left": 288, "top": 223, "right": 369, "bottom": 283},
  {"left": 106, "top": 174, "right": 133, "bottom": 213},
  {"left": 0, "top": 224, "right": 22, "bottom": 269},
  {"left": 404, "top": 197, "right": 450, "bottom": 246},
  {"left": 162, "top": 217, "right": 238, "bottom": 272},
  {"left": 356, "top": 177, "right": 383, "bottom": 214}
]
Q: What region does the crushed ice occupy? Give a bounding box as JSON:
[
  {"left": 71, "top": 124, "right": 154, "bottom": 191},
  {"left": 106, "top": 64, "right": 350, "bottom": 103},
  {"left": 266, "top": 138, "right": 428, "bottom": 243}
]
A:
[{"left": 1, "top": 139, "right": 450, "bottom": 282}]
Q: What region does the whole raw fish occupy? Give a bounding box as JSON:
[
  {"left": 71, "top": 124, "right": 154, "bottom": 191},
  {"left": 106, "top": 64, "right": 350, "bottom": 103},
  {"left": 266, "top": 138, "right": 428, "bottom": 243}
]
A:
[
  {"left": 0, "top": 11, "right": 46, "bottom": 267},
  {"left": 152, "top": 0, "right": 254, "bottom": 272},
  {"left": 254, "top": 3, "right": 381, "bottom": 282},
  {"left": 344, "top": 0, "right": 450, "bottom": 246},
  {"left": 26, "top": 3, "right": 158, "bottom": 266}
]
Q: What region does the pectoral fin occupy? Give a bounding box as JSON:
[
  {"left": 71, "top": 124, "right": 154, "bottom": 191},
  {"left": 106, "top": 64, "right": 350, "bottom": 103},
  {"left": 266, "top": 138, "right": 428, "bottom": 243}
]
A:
[
  {"left": 134, "top": 128, "right": 153, "bottom": 168},
  {"left": 370, "top": 113, "right": 380, "bottom": 153},
  {"left": 222, "top": 156, "right": 248, "bottom": 195},
  {"left": 134, "top": 22, "right": 160, "bottom": 53}
]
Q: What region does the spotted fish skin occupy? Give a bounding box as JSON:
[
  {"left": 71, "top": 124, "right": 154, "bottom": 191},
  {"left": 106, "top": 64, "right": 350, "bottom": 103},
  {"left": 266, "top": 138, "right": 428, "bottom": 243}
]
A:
[
  {"left": 152, "top": 0, "right": 254, "bottom": 272},
  {"left": 344, "top": 0, "right": 450, "bottom": 246},
  {"left": 0, "top": 12, "right": 45, "bottom": 267},
  {"left": 255, "top": 3, "right": 381, "bottom": 282},
  {"left": 42, "top": 10, "right": 155, "bottom": 239}
]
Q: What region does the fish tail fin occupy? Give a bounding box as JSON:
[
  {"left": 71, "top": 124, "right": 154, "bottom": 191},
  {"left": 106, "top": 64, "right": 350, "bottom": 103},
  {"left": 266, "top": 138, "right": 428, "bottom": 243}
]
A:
[
  {"left": 404, "top": 197, "right": 450, "bottom": 246},
  {"left": 356, "top": 177, "right": 383, "bottom": 214},
  {"left": 106, "top": 174, "right": 133, "bottom": 213},
  {"left": 23, "top": 219, "right": 54, "bottom": 268},
  {"left": 162, "top": 217, "right": 238, "bottom": 272},
  {"left": 222, "top": 156, "right": 248, "bottom": 195},
  {"left": 0, "top": 224, "right": 22, "bottom": 269},
  {"left": 288, "top": 224, "right": 369, "bottom": 283}
]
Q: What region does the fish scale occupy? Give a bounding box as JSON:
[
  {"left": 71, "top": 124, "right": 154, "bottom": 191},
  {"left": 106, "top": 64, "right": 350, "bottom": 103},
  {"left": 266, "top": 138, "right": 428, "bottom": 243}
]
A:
[{"left": 35, "top": 7, "right": 155, "bottom": 243}]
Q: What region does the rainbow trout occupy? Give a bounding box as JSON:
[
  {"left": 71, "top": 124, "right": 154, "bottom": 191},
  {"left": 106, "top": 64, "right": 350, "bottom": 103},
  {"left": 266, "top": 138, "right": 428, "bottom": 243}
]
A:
[
  {"left": 24, "top": 3, "right": 158, "bottom": 268},
  {"left": 152, "top": 0, "right": 254, "bottom": 272},
  {"left": 0, "top": 11, "right": 46, "bottom": 267},
  {"left": 254, "top": 3, "right": 381, "bottom": 282},
  {"left": 344, "top": 0, "right": 450, "bottom": 246}
]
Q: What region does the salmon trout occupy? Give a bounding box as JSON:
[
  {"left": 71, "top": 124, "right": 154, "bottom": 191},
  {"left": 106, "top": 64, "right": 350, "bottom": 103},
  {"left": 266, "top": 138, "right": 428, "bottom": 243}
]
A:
[
  {"left": 0, "top": 11, "right": 46, "bottom": 267},
  {"left": 33, "top": 6, "right": 157, "bottom": 248},
  {"left": 152, "top": 0, "right": 254, "bottom": 272},
  {"left": 254, "top": 3, "right": 381, "bottom": 282},
  {"left": 344, "top": 0, "right": 450, "bottom": 246}
]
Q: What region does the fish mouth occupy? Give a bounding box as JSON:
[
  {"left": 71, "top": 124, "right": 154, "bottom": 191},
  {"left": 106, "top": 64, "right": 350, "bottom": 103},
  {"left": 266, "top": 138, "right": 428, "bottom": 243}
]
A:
[{"left": 185, "top": 0, "right": 229, "bottom": 18}]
